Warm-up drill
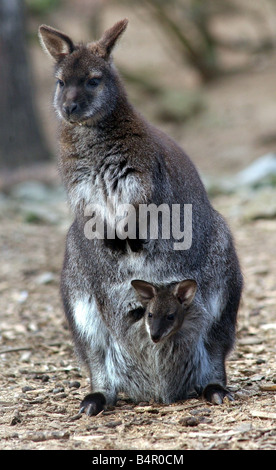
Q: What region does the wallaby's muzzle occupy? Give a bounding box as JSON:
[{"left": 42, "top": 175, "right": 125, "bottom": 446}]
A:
[
  {"left": 63, "top": 102, "right": 79, "bottom": 118},
  {"left": 150, "top": 320, "right": 167, "bottom": 343}
]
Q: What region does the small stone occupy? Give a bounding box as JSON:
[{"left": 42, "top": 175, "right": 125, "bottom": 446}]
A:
[
  {"left": 250, "top": 374, "right": 265, "bottom": 382},
  {"left": 256, "top": 358, "right": 266, "bottom": 365},
  {"left": 25, "top": 432, "right": 46, "bottom": 442},
  {"left": 190, "top": 408, "right": 211, "bottom": 416},
  {"left": 234, "top": 153, "right": 276, "bottom": 188},
  {"left": 10, "top": 411, "right": 22, "bottom": 426},
  {"left": 179, "top": 416, "right": 199, "bottom": 427},
  {"left": 36, "top": 272, "right": 55, "bottom": 285},
  {"left": 41, "top": 374, "right": 50, "bottom": 383},
  {"left": 17, "top": 291, "right": 29, "bottom": 303},
  {"left": 239, "top": 337, "right": 262, "bottom": 346},
  {"left": 52, "top": 386, "right": 65, "bottom": 394},
  {"left": 228, "top": 385, "right": 239, "bottom": 392},
  {"left": 50, "top": 431, "right": 70, "bottom": 440},
  {"left": 105, "top": 420, "right": 122, "bottom": 428},
  {"left": 260, "top": 384, "right": 276, "bottom": 391},
  {"left": 70, "top": 412, "right": 83, "bottom": 422},
  {"left": 68, "top": 381, "right": 81, "bottom": 389},
  {"left": 20, "top": 351, "right": 32, "bottom": 362},
  {"left": 119, "top": 404, "right": 133, "bottom": 410},
  {"left": 22, "top": 386, "right": 34, "bottom": 392}
]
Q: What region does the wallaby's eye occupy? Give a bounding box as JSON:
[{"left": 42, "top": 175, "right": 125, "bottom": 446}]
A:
[
  {"left": 87, "top": 77, "right": 101, "bottom": 88},
  {"left": 57, "top": 79, "right": 65, "bottom": 87},
  {"left": 167, "top": 314, "right": 175, "bottom": 321},
  {"left": 148, "top": 312, "right": 153, "bottom": 318}
]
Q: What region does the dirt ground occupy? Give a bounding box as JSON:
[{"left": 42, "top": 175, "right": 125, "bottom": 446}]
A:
[
  {"left": 0, "top": 5, "right": 276, "bottom": 452},
  {"left": 1, "top": 187, "right": 276, "bottom": 451}
]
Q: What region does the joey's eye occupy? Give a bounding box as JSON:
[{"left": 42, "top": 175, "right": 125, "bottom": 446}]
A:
[
  {"left": 57, "top": 79, "right": 64, "bottom": 87},
  {"left": 87, "top": 77, "right": 101, "bottom": 88},
  {"left": 167, "top": 314, "right": 175, "bottom": 321}
]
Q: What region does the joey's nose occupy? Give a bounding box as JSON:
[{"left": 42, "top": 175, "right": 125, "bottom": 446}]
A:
[
  {"left": 151, "top": 334, "right": 161, "bottom": 343},
  {"left": 63, "top": 102, "right": 79, "bottom": 116}
]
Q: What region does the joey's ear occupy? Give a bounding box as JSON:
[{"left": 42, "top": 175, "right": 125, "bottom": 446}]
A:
[
  {"left": 94, "top": 18, "right": 128, "bottom": 60},
  {"left": 173, "top": 280, "right": 197, "bottom": 306},
  {"left": 131, "top": 280, "right": 156, "bottom": 304},
  {"left": 38, "top": 25, "right": 75, "bottom": 62}
]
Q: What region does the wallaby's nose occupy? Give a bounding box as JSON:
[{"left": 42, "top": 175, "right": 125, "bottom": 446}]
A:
[{"left": 63, "top": 102, "right": 79, "bottom": 117}]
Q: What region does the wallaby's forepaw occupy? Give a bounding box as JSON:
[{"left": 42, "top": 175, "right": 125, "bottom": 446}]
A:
[
  {"left": 203, "top": 384, "right": 234, "bottom": 405},
  {"left": 80, "top": 392, "right": 106, "bottom": 416},
  {"left": 128, "top": 306, "right": 146, "bottom": 322}
]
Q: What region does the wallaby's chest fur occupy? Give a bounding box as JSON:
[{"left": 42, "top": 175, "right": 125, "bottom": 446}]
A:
[
  {"left": 39, "top": 19, "right": 243, "bottom": 412},
  {"left": 59, "top": 104, "right": 152, "bottom": 209},
  {"left": 59, "top": 102, "right": 209, "bottom": 213}
]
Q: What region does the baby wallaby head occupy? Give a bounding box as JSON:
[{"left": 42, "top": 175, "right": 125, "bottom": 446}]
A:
[
  {"left": 131, "top": 279, "right": 197, "bottom": 343},
  {"left": 38, "top": 19, "right": 128, "bottom": 125}
]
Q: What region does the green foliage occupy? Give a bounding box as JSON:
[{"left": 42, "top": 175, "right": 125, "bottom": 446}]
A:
[
  {"left": 24, "top": 211, "right": 45, "bottom": 224},
  {"left": 154, "top": 89, "right": 205, "bottom": 123},
  {"left": 26, "top": 0, "right": 61, "bottom": 16}
]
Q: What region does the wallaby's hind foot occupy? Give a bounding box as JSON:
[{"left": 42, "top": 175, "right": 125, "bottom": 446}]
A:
[
  {"left": 203, "top": 384, "right": 234, "bottom": 405},
  {"left": 80, "top": 392, "right": 106, "bottom": 416}
]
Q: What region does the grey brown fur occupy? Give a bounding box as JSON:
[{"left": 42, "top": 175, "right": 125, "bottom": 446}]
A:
[
  {"left": 39, "top": 19, "right": 243, "bottom": 414},
  {"left": 131, "top": 279, "right": 197, "bottom": 343}
]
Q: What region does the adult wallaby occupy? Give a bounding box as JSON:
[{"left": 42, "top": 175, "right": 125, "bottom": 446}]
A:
[
  {"left": 131, "top": 279, "right": 197, "bottom": 343},
  {"left": 39, "top": 19, "right": 243, "bottom": 415}
]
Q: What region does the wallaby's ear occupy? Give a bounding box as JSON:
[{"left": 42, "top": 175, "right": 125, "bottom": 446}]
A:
[
  {"left": 131, "top": 280, "right": 156, "bottom": 304},
  {"left": 94, "top": 18, "right": 128, "bottom": 60},
  {"left": 173, "top": 280, "right": 197, "bottom": 306},
  {"left": 38, "top": 25, "right": 75, "bottom": 62}
]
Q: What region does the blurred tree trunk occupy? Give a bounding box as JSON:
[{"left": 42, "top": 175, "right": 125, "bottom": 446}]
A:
[{"left": 0, "top": 0, "right": 50, "bottom": 170}]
